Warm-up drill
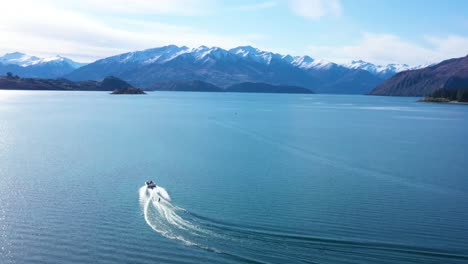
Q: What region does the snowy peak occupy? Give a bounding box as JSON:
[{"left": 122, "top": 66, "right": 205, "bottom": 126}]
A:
[
  {"left": 384, "top": 63, "right": 413, "bottom": 72},
  {"left": 191, "top": 46, "right": 232, "bottom": 61},
  {"left": 229, "top": 46, "right": 284, "bottom": 64},
  {"left": 345, "top": 60, "right": 383, "bottom": 74},
  {"left": 38, "top": 55, "right": 87, "bottom": 68},
  {"left": 0, "top": 52, "right": 41, "bottom": 67},
  {"left": 229, "top": 46, "right": 260, "bottom": 57},
  {"left": 145, "top": 45, "right": 191, "bottom": 64},
  {"left": 0, "top": 52, "right": 85, "bottom": 68},
  {"left": 307, "top": 59, "right": 337, "bottom": 70},
  {"left": 344, "top": 60, "right": 417, "bottom": 77},
  {"left": 111, "top": 45, "right": 191, "bottom": 64},
  {"left": 291, "top": 55, "right": 315, "bottom": 69},
  {"left": 104, "top": 45, "right": 238, "bottom": 65}
]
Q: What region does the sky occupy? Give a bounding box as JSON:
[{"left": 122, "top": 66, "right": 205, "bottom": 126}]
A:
[{"left": 0, "top": 0, "right": 467, "bottom": 66}]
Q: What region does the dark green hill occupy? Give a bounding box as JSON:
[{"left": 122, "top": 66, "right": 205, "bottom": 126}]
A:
[
  {"left": 225, "top": 82, "right": 313, "bottom": 94},
  {"left": 0, "top": 75, "right": 136, "bottom": 91},
  {"left": 148, "top": 80, "right": 222, "bottom": 92},
  {"left": 370, "top": 55, "right": 468, "bottom": 96}
]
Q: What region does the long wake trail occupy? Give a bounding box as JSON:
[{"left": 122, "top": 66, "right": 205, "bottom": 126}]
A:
[
  {"left": 139, "top": 186, "right": 219, "bottom": 251},
  {"left": 138, "top": 185, "right": 468, "bottom": 264}
]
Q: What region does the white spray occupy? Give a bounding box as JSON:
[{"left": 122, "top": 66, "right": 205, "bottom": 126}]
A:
[{"left": 139, "top": 185, "right": 216, "bottom": 249}]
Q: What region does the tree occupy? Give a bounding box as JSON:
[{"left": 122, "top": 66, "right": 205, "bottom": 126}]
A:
[
  {"left": 6, "top": 72, "right": 13, "bottom": 78},
  {"left": 457, "top": 88, "right": 468, "bottom": 102}
]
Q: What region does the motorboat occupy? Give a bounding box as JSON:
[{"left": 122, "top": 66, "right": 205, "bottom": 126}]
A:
[{"left": 146, "top": 181, "right": 156, "bottom": 189}]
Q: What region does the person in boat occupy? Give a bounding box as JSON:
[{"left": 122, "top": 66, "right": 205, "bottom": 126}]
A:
[{"left": 146, "top": 181, "right": 156, "bottom": 189}]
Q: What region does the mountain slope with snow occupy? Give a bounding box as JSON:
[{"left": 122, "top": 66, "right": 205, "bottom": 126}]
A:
[
  {"left": 343, "top": 60, "right": 426, "bottom": 79},
  {"left": 67, "top": 45, "right": 422, "bottom": 94},
  {"left": 229, "top": 46, "right": 288, "bottom": 64},
  {"left": 0, "top": 52, "right": 42, "bottom": 67},
  {"left": 0, "top": 44, "right": 427, "bottom": 94},
  {"left": 66, "top": 45, "right": 324, "bottom": 90},
  {"left": 0, "top": 52, "right": 86, "bottom": 78},
  {"left": 370, "top": 55, "right": 468, "bottom": 96}
]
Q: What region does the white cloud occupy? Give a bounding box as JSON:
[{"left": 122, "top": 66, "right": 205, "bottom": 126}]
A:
[
  {"left": 424, "top": 35, "right": 468, "bottom": 58},
  {"left": 237, "top": 2, "right": 278, "bottom": 11},
  {"left": 307, "top": 32, "right": 468, "bottom": 66},
  {"left": 288, "top": 0, "right": 342, "bottom": 20},
  {"left": 1, "top": 0, "right": 465, "bottom": 67},
  {"left": 0, "top": 0, "right": 263, "bottom": 62},
  {"left": 52, "top": 0, "right": 215, "bottom": 16}
]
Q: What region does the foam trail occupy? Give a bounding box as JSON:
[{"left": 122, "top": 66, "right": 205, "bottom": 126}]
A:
[
  {"left": 138, "top": 186, "right": 465, "bottom": 264},
  {"left": 139, "top": 185, "right": 217, "bottom": 250},
  {"left": 155, "top": 186, "right": 171, "bottom": 201}
]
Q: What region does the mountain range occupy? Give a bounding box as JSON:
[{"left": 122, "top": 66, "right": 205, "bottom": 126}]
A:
[
  {"left": 1, "top": 46, "right": 425, "bottom": 94},
  {"left": 344, "top": 60, "right": 423, "bottom": 79},
  {"left": 65, "top": 45, "right": 420, "bottom": 94},
  {"left": 0, "top": 52, "right": 86, "bottom": 78},
  {"left": 370, "top": 55, "right": 468, "bottom": 96}
]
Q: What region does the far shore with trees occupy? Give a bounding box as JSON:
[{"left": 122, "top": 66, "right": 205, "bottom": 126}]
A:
[{"left": 421, "top": 88, "right": 468, "bottom": 104}]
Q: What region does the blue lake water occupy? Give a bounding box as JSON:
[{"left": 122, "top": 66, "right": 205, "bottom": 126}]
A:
[{"left": 0, "top": 91, "right": 467, "bottom": 264}]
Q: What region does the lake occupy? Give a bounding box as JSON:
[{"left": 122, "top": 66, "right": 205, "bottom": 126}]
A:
[{"left": 0, "top": 91, "right": 467, "bottom": 264}]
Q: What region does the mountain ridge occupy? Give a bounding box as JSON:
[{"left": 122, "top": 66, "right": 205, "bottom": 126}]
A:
[
  {"left": 369, "top": 55, "right": 468, "bottom": 96},
  {"left": 65, "top": 45, "right": 407, "bottom": 94},
  {"left": 0, "top": 52, "right": 86, "bottom": 78},
  {"left": 1, "top": 46, "right": 434, "bottom": 94}
]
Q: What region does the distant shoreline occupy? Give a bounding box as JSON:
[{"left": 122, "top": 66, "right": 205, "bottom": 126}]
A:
[{"left": 418, "top": 98, "right": 468, "bottom": 105}]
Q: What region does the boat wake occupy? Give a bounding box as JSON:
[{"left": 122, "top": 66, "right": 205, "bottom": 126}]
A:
[
  {"left": 139, "top": 185, "right": 468, "bottom": 263},
  {"left": 138, "top": 186, "right": 220, "bottom": 252}
]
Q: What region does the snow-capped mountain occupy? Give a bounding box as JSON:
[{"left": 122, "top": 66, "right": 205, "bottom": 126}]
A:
[
  {"left": 291, "top": 56, "right": 315, "bottom": 69},
  {"left": 65, "top": 45, "right": 390, "bottom": 94},
  {"left": 38, "top": 55, "right": 87, "bottom": 69},
  {"left": 0, "top": 45, "right": 436, "bottom": 94},
  {"left": 97, "top": 45, "right": 191, "bottom": 65},
  {"left": 370, "top": 55, "right": 468, "bottom": 96},
  {"left": 190, "top": 46, "right": 238, "bottom": 62},
  {"left": 94, "top": 45, "right": 241, "bottom": 67},
  {"left": 343, "top": 60, "right": 423, "bottom": 79},
  {"left": 229, "top": 46, "right": 285, "bottom": 64},
  {"left": 0, "top": 52, "right": 85, "bottom": 68},
  {"left": 0, "top": 52, "right": 42, "bottom": 67},
  {"left": 304, "top": 59, "right": 337, "bottom": 70},
  {"left": 0, "top": 52, "right": 86, "bottom": 78}
]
